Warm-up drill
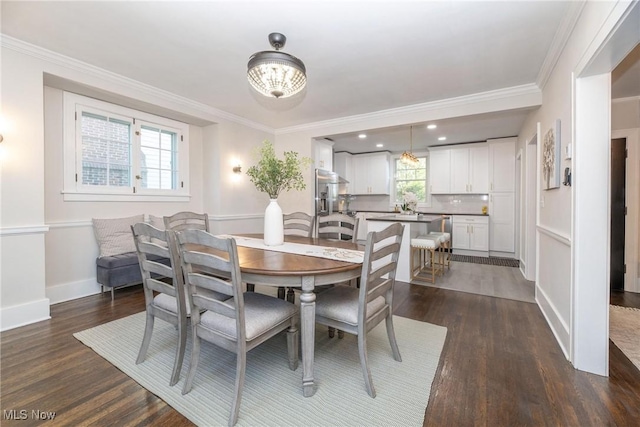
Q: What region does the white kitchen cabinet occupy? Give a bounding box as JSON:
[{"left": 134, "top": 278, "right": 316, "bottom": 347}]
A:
[
  {"left": 315, "top": 140, "right": 334, "bottom": 171},
  {"left": 450, "top": 144, "right": 489, "bottom": 194},
  {"left": 489, "top": 192, "right": 515, "bottom": 253},
  {"left": 352, "top": 152, "right": 390, "bottom": 195},
  {"left": 488, "top": 138, "right": 516, "bottom": 257},
  {"left": 334, "top": 152, "right": 353, "bottom": 191},
  {"left": 489, "top": 138, "right": 516, "bottom": 192},
  {"left": 429, "top": 149, "right": 451, "bottom": 194},
  {"left": 452, "top": 215, "right": 489, "bottom": 252}
]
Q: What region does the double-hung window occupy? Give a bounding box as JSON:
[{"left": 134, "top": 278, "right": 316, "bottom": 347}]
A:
[
  {"left": 63, "top": 92, "right": 190, "bottom": 201},
  {"left": 393, "top": 155, "right": 430, "bottom": 208}
]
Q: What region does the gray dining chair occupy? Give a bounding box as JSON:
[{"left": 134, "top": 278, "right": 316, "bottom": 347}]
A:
[
  {"left": 280, "top": 212, "right": 316, "bottom": 302},
  {"left": 317, "top": 213, "right": 358, "bottom": 242},
  {"left": 177, "top": 229, "right": 299, "bottom": 427},
  {"left": 283, "top": 211, "right": 315, "bottom": 237},
  {"left": 163, "top": 211, "right": 210, "bottom": 232},
  {"left": 131, "top": 222, "right": 186, "bottom": 386},
  {"left": 314, "top": 222, "right": 404, "bottom": 398}
]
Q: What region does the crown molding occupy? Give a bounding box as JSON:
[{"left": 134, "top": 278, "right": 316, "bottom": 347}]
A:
[
  {"left": 536, "top": 1, "right": 587, "bottom": 90},
  {"left": 0, "top": 35, "right": 274, "bottom": 134},
  {"left": 275, "top": 83, "right": 542, "bottom": 135}
]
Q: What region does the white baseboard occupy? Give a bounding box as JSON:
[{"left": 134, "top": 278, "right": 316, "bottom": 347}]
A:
[
  {"left": 1, "top": 298, "right": 51, "bottom": 331},
  {"left": 46, "top": 278, "right": 102, "bottom": 305},
  {"left": 519, "top": 259, "right": 526, "bottom": 278},
  {"left": 535, "top": 284, "right": 570, "bottom": 360}
]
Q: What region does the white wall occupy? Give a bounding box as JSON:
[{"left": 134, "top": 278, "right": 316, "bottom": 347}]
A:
[
  {"left": 1, "top": 48, "right": 50, "bottom": 330},
  {"left": 0, "top": 40, "right": 275, "bottom": 329}
]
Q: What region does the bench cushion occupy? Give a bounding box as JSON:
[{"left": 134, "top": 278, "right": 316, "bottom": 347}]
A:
[{"left": 96, "top": 252, "right": 170, "bottom": 288}]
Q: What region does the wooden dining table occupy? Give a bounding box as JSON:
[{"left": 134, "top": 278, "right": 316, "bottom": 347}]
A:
[{"left": 194, "top": 233, "right": 364, "bottom": 397}]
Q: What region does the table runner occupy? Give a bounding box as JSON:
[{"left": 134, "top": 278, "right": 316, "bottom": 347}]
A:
[{"left": 220, "top": 235, "right": 364, "bottom": 264}]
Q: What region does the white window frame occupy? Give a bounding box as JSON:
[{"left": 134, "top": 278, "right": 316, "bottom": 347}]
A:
[
  {"left": 63, "top": 92, "right": 190, "bottom": 202},
  {"left": 390, "top": 151, "right": 432, "bottom": 209}
]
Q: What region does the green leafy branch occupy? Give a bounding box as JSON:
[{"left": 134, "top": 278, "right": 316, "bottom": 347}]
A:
[{"left": 246, "top": 140, "right": 313, "bottom": 199}]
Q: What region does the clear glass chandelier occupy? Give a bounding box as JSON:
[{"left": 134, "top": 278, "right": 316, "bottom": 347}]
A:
[
  {"left": 247, "top": 33, "right": 307, "bottom": 99},
  {"left": 400, "top": 126, "right": 420, "bottom": 167}
]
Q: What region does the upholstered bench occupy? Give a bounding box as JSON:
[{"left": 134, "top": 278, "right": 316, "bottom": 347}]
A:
[
  {"left": 96, "top": 252, "right": 170, "bottom": 300},
  {"left": 93, "top": 214, "right": 169, "bottom": 300}
]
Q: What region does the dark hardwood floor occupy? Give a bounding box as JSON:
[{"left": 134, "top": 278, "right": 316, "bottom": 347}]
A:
[{"left": 2, "top": 284, "right": 639, "bottom": 426}]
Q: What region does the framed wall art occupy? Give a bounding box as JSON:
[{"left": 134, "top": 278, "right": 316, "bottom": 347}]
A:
[{"left": 543, "top": 119, "right": 561, "bottom": 190}]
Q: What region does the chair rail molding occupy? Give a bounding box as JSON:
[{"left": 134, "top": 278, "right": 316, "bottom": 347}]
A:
[{"left": 0, "top": 225, "right": 50, "bottom": 236}]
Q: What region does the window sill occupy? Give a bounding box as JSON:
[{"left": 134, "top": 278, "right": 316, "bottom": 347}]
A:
[{"left": 61, "top": 191, "right": 191, "bottom": 202}]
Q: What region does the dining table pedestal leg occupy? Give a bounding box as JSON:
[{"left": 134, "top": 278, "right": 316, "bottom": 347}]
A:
[{"left": 299, "top": 276, "right": 316, "bottom": 397}]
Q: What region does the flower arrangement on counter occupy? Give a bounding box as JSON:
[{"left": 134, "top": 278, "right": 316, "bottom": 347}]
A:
[{"left": 400, "top": 191, "right": 418, "bottom": 213}]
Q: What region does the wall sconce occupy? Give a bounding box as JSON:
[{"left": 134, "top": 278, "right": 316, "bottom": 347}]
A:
[
  {"left": 0, "top": 134, "right": 3, "bottom": 142},
  {"left": 232, "top": 165, "right": 242, "bottom": 174}
]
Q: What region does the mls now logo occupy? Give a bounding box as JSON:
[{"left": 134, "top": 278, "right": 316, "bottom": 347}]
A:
[{"left": 3, "top": 409, "right": 56, "bottom": 420}]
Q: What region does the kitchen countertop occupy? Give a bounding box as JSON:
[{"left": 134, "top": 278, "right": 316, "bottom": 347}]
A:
[
  {"left": 367, "top": 214, "right": 443, "bottom": 223},
  {"left": 355, "top": 210, "right": 489, "bottom": 217}
]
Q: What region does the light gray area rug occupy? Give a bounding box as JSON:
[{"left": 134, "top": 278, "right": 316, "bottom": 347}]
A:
[
  {"left": 610, "top": 305, "right": 640, "bottom": 371},
  {"left": 74, "top": 312, "right": 447, "bottom": 426},
  {"left": 411, "top": 260, "right": 535, "bottom": 303}
]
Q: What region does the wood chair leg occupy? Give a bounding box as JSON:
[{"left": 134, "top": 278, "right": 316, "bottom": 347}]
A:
[
  {"left": 229, "top": 352, "right": 246, "bottom": 427},
  {"left": 357, "top": 332, "right": 376, "bottom": 398},
  {"left": 287, "top": 321, "right": 299, "bottom": 371},
  {"left": 246, "top": 283, "right": 255, "bottom": 292},
  {"left": 337, "top": 330, "right": 345, "bottom": 339},
  {"left": 328, "top": 327, "right": 335, "bottom": 338},
  {"left": 286, "top": 288, "right": 295, "bottom": 303},
  {"left": 385, "top": 314, "right": 402, "bottom": 362},
  {"left": 182, "top": 330, "right": 201, "bottom": 395},
  {"left": 136, "top": 312, "right": 155, "bottom": 364},
  {"left": 170, "top": 317, "right": 187, "bottom": 386},
  {"left": 277, "top": 287, "right": 285, "bottom": 300}
]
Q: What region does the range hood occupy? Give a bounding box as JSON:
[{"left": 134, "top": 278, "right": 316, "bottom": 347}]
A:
[{"left": 316, "top": 169, "right": 349, "bottom": 184}]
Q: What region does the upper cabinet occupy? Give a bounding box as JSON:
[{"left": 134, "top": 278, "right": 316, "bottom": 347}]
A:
[
  {"left": 429, "top": 149, "right": 451, "bottom": 194},
  {"left": 449, "top": 144, "right": 489, "bottom": 194},
  {"left": 488, "top": 138, "right": 516, "bottom": 192},
  {"left": 315, "top": 140, "right": 334, "bottom": 171},
  {"left": 352, "top": 152, "right": 390, "bottom": 195},
  {"left": 334, "top": 152, "right": 353, "bottom": 191}
]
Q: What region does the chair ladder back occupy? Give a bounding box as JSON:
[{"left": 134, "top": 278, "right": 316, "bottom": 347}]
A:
[
  {"left": 164, "top": 211, "right": 210, "bottom": 232},
  {"left": 177, "top": 230, "right": 245, "bottom": 328},
  {"left": 283, "top": 212, "right": 315, "bottom": 237},
  {"left": 132, "top": 222, "right": 184, "bottom": 311},
  {"left": 318, "top": 213, "right": 358, "bottom": 242}
]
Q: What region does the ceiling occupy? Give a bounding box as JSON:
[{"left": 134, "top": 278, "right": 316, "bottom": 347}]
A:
[{"left": 1, "top": 1, "right": 637, "bottom": 154}]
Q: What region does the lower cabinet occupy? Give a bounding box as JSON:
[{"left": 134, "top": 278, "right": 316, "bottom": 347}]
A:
[{"left": 452, "top": 215, "right": 489, "bottom": 254}]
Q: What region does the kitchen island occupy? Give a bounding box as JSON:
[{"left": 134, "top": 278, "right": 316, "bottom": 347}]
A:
[{"left": 367, "top": 214, "right": 443, "bottom": 283}]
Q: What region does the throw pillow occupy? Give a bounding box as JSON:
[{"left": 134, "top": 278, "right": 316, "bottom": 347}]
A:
[{"left": 92, "top": 214, "right": 144, "bottom": 258}]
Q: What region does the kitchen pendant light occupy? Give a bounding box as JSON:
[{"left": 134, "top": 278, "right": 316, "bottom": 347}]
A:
[
  {"left": 247, "top": 32, "right": 307, "bottom": 99},
  {"left": 400, "top": 126, "right": 420, "bottom": 167}
]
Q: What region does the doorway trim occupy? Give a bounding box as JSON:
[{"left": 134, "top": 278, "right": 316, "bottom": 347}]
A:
[
  {"left": 523, "top": 129, "right": 539, "bottom": 282},
  {"left": 571, "top": 1, "right": 640, "bottom": 376}
]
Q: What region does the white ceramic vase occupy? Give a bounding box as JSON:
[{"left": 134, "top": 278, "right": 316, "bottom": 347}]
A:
[{"left": 263, "top": 198, "right": 284, "bottom": 246}]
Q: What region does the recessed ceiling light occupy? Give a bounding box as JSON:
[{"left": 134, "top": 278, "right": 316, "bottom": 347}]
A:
[
  {"left": 358, "top": 134, "right": 367, "bottom": 139},
  {"left": 438, "top": 136, "right": 447, "bottom": 141},
  {"left": 376, "top": 143, "right": 384, "bottom": 147},
  {"left": 427, "top": 124, "right": 437, "bottom": 130}
]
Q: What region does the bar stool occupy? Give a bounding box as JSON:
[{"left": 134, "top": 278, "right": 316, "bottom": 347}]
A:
[
  {"left": 410, "top": 234, "right": 443, "bottom": 284},
  {"left": 428, "top": 231, "right": 451, "bottom": 271}
]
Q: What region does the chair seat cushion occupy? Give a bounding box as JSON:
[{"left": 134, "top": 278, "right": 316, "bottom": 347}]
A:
[
  {"left": 96, "top": 252, "right": 168, "bottom": 269},
  {"left": 315, "top": 285, "right": 386, "bottom": 327},
  {"left": 200, "top": 292, "right": 298, "bottom": 341},
  {"left": 411, "top": 235, "right": 439, "bottom": 249},
  {"left": 154, "top": 293, "right": 179, "bottom": 314},
  {"left": 429, "top": 231, "right": 451, "bottom": 242}
]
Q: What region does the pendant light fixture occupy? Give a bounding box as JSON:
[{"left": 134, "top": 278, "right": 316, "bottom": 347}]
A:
[
  {"left": 247, "top": 32, "right": 307, "bottom": 99},
  {"left": 400, "top": 125, "right": 420, "bottom": 167}
]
